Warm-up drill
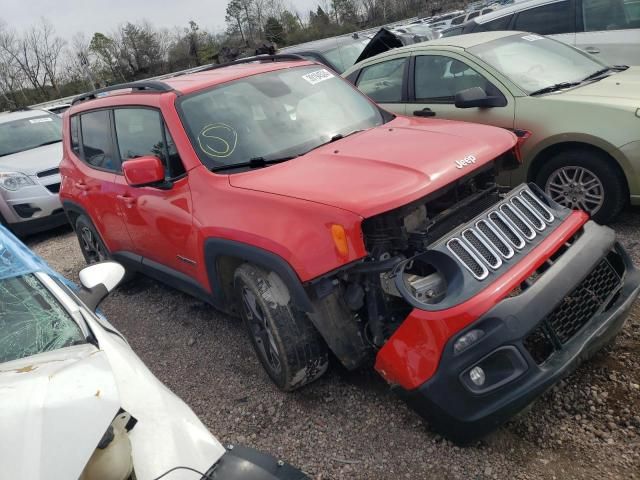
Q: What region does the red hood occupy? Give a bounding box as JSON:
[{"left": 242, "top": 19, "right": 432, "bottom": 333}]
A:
[{"left": 228, "top": 116, "right": 517, "bottom": 218}]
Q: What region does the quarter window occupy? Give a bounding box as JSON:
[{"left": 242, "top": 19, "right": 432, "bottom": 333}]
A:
[
  {"left": 79, "top": 110, "right": 116, "bottom": 171},
  {"left": 70, "top": 115, "right": 80, "bottom": 156},
  {"left": 514, "top": 1, "right": 574, "bottom": 35},
  {"left": 356, "top": 58, "right": 406, "bottom": 103},
  {"left": 414, "top": 56, "right": 503, "bottom": 103},
  {"left": 114, "top": 109, "right": 185, "bottom": 179}
]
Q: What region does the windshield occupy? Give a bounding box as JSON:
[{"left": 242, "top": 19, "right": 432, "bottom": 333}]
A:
[
  {"left": 468, "top": 34, "right": 608, "bottom": 94},
  {"left": 0, "top": 273, "right": 85, "bottom": 364},
  {"left": 323, "top": 40, "right": 370, "bottom": 72},
  {"left": 179, "top": 65, "right": 385, "bottom": 170},
  {"left": 0, "top": 114, "right": 62, "bottom": 157}
]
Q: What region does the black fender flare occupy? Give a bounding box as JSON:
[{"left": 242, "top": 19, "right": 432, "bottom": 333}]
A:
[
  {"left": 204, "top": 238, "right": 314, "bottom": 313},
  {"left": 61, "top": 200, "right": 90, "bottom": 230}
]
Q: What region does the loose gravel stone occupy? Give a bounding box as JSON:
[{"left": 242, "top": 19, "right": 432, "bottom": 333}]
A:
[{"left": 26, "top": 207, "right": 640, "bottom": 479}]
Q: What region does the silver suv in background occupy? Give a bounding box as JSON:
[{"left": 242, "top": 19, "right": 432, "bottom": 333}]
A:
[
  {"left": 441, "top": 0, "right": 640, "bottom": 66},
  {"left": 0, "top": 110, "right": 67, "bottom": 235}
]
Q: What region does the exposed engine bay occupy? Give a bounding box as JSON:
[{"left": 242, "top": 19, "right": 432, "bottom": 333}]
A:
[{"left": 310, "top": 158, "right": 562, "bottom": 370}]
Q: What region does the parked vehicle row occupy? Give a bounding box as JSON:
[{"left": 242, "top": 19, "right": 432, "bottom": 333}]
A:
[
  {"left": 0, "top": 225, "right": 307, "bottom": 479},
  {"left": 442, "top": 0, "right": 640, "bottom": 67},
  {"left": 344, "top": 31, "right": 640, "bottom": 224},
  {"left": 51, "top": 54, "right": 640, "bottom": 443}
]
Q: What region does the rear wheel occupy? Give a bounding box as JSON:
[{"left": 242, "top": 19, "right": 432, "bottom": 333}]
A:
[
  {"left": 535, "top": 149, "right": 627, "bottom": 224},
  {"left": 234, "top": 263, "right": 328, "bottom": 391}
]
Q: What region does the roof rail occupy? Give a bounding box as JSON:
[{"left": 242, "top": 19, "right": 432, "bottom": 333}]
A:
[
  {"left": 71, "top": 81, "right": 174, "bottom": 105},
  {"left": 197, "top": 54, "right": 307, "bottom": 73}
]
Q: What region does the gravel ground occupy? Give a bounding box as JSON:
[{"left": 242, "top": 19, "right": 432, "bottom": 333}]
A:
[{"left": 27, "top": 209, "right": 640, "bottom": 480}]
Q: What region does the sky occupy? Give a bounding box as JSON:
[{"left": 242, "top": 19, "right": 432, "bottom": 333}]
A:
[{"left": 1, "top": 0, "right": 322, "bottom": 41}]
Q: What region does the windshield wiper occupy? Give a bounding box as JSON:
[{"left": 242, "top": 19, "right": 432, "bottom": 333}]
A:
[
  {"left": 300, "top": 129, "right": 365, "bottom": 156},
  {"left": 582, "top": 67, "right": 614, "bottom": 82},
  {"left": 210, "top": 155, "right": 297, "bottom": 172},
  {"left": 529, "top": 81, "right": 582, "bottom": 96}
]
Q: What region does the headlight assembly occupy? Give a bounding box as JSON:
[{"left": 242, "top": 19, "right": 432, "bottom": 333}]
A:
[{"left": 0, "top": 172, "right": 36, "bottom": 191}]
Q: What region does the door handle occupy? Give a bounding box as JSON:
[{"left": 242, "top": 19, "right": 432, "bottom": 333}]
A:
[
  {"left": 413, "top": 108, "right": 436, "bottom": 117},
  {"left": 585, "top": 46, "right": 600, "bottom": 54},
  {"left": 75, "top": 182, "right": 89, "bottom": 191},
  {"left": 117, "top": 194, "right": 136, "bottom": 207}
]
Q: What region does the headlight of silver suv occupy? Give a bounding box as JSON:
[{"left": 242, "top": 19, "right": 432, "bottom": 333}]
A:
[{"left": 0, "top": 172, "right": 36, "bottom": 191}]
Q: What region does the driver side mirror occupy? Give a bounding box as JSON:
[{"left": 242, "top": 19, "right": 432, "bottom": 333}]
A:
[
  {"left": 122, "top": 156, "right": 166, "bottom": 188},
  {"left": 455, "top": 87, "right": 506, "bottom": 108},
  {"left": 78, "top": 261, "right": 126, "bottom": 311}
]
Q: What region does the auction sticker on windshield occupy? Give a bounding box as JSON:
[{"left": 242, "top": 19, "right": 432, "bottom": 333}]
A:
[{"left": 302, "top": 69, "right": 335, "bottom": 85}]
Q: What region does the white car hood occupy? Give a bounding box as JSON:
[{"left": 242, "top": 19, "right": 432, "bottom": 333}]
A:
[
  {"left": 0, "top": 142, "right": 62, "bottom": 176},
  {"left": 0, "top": 315, "right": 226, "bottom": 480},
  {"left": 0, "top": 344, "right": 121, "bottom": 480}
]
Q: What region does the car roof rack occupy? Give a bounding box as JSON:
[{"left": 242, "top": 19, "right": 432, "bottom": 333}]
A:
[
  {"left": 71, "top": 81, "right": 174, "bottom": 105},
  {"left": 196, "top": 53, "right": 307, "bottom": 73}
]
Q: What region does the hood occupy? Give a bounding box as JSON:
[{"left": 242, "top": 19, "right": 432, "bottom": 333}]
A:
[
  {"left": 0, "top": 344, "right": 121, "bottom": 480},
  {"left": 229, "top": 116, "right": 517, "bottom": 218},
  {"left": 355, "top": 28, "right": 405, "bottom": 64},
  {"left": 559, "top": 67, "right": 640, "bottom": 103},
  {"left": 0, "top": 142, "right": 62, "bottom": 176}
]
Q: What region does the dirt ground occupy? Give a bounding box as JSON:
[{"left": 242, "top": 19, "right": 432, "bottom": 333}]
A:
[{"left": 27, "top": 209, "right": 640, "bottom": 480}]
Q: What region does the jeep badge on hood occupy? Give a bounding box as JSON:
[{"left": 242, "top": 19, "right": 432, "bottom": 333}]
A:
[{"left": 455, "top": 155, "right": 477, "bottom": 169}]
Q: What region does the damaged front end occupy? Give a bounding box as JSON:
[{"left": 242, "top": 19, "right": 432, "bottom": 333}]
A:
[{"left": 306, "top": 158, "right": 640, "bottom": 442}]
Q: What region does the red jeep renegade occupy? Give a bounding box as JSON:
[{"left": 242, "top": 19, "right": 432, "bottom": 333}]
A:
[{"left": 60, "top": 56, "right": 640, "bottom": 443}]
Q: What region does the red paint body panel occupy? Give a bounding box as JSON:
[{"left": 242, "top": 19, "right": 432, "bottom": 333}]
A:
[
  {"left": 229, "top": 116, "right": 517, "bottom": 218},
  {"left": 122, "top": 156, "right": 165, "bottom": 186},
  {"left": 374, "top": 210, "right": 589, "bottom": 391}
]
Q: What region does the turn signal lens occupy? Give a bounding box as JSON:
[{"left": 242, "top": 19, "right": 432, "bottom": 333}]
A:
[
  {"left": 330, "top": 224, "right": 349, "bottom": 257},
  {"left": 454, "top": 329, "right": 485, "bottom": 354}
]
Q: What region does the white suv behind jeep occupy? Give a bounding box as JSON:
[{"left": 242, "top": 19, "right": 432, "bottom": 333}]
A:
[{"left": 0, "top": 109, "right": 67, "bottom": 235}]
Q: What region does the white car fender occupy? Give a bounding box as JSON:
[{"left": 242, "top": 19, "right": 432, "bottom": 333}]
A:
[
  {"left": 88, "top": 316, "right": 226, "bottom": 480},
  {"left": 0, "top": 344, "right": 121, "bottom": 480}
]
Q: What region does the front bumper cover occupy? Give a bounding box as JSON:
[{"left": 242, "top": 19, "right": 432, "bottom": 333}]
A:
[{"left": 395, "top": 222, "right": 640, "bottom": 444}]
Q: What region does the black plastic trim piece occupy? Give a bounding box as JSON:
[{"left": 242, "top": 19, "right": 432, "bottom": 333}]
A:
[
  {"left": 204, "top": 238, "right": 314, "bottom": 313},
  {"left": 204, "top": 445, "right": 308, "bottom": 479},
  {"left": 71, "top": 81, "right": 174, "bottom": 105},
  {"left": 197, "top": 54, "right": 307, "bottom": 73}
]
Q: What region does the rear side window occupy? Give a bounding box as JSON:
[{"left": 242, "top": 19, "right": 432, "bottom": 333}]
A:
[
  {"left": 468, "top": 11, "right": 481, "bottom": 19},
  {"left": 356, "top": 58, "right": 406, "bottom": 103},
  {"left": 582, "top": 0, "right": 640, "bottom": 31},
  {"left": 451, "top": 15, "right": 466, "bottom": 25},
  {"left": 70, "top": 116, "right": 80, "bottom": 156},
  {"left": 514, "top": 1, "right": 575, "bottom": 35},
  {"left": 80, "top": 110, "right": 116, "bottom": 171},
  {"left": 114, "top": 108, "right": 185, "bottom": 179},
  {"left": 414, "top": 55, "right": 503, "bottom": 103},
  {"left": 475, "top": 14, "right": 513, "bottom": 31}
]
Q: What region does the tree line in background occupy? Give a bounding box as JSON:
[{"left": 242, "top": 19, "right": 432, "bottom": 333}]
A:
[{"left": 0, "top": 0, "right": 454, "bottom": 110}]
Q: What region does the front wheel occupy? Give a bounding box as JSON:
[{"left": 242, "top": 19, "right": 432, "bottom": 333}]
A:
[
  {"left": 535, "top": 149, "right": 627, "bottom": 224},
  {"left": 234, "top": 264, "right": 328, "bottom": 391},
  {"left": 75, "top": 215, "right": 110, "bottom": 264}
]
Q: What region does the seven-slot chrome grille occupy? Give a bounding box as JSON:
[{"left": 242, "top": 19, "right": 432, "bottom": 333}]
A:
[{"left": 446, "top": 187, "right": 556, "bottom": 280}]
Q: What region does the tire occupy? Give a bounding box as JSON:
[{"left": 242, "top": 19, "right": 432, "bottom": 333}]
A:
[
  {"left": 234, "top": 263, "right": 328, "bottom": 391},
  {"left": 534, "top": 149, "right": 627, "bottom": 224},
  {"left": 75, "top": 215, "right": 111, "bottom": 265}
]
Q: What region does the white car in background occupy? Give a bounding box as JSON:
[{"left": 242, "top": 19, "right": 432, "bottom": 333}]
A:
[
  {"left": 0, "top": 226, "right": 307, "bottom": 480},
  {"left": 0, "top": 109, "right": 68, "bottom": 236},
  {"left": 441, "top": 0, "right": 640, "bottom": 66}
]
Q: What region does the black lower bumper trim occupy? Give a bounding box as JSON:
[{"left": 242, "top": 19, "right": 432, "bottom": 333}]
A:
[
  {"left": 8, "top": 211, "right": 69, "bottom": 236},
  {"left": 395, "top": 223, "right": 640, "bottom": 444}
]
